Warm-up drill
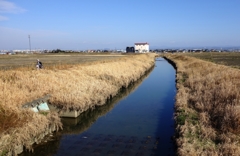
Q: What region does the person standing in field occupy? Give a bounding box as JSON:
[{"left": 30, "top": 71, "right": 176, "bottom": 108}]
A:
[{"left": 36, "top": 59, "right": 43, "bottom": 69}]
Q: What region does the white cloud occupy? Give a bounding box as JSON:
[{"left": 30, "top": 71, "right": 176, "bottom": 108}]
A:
[
  {"left": 0, "top": 15, "right": 7, "bottom": 21},
  {"left": 0, "top": 0, "right": 26, "bottom": 13}
]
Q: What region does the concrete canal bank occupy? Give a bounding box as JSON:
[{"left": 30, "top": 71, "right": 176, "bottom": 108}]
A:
[{"left": 0, "top": 54, "right": 157, "bottom": 155}]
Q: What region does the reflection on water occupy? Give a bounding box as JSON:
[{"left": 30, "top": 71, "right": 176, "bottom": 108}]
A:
[{"left": 21, "top": 57, "right": 177, "bottom": 156}]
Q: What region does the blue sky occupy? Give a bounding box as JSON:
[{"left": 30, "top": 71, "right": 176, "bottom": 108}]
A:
[{"left": 0, "top": 0, "right": 240, "bottom": 50}]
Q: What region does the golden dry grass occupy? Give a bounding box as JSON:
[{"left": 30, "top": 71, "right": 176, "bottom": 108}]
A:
[
  {"left": 165, "top": 54, "right": 240, "bottom": 155},
  {"left": 0, "top": 53, "right": 156, "bottom": 154}
]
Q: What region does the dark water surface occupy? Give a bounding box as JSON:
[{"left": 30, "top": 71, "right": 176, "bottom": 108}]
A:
[{"left": 21, "top": 57, "right": 176, "bottom": 156}]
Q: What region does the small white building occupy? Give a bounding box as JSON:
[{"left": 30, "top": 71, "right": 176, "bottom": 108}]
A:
[{"left": 134, "top": 42, "right": 149, "bottom": 53}]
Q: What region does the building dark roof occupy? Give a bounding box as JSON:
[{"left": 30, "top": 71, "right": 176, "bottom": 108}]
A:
[{"left": 135, "top": 42, "right": 149, "bottom": 45}]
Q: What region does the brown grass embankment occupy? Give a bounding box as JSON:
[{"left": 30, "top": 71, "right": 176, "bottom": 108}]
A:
[
  {"left": 165, "top": 54, "right": 240, "bottom": 155},
  {"left": 0, "top": 53, "right": 156, "bottom": 154}
]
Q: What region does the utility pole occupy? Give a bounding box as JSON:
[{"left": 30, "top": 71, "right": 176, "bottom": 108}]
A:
[{"left": 28, "top": 35, "right": 31, "bottom": 53}]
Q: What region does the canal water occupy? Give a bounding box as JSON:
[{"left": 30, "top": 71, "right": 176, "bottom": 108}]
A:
[{"left": 21, "top": 57, "right": 177, "bottom": 156}]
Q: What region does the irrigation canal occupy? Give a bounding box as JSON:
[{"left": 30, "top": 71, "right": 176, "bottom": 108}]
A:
[{"left": 20, "top": 57, "right": 177, "bottom": 156}]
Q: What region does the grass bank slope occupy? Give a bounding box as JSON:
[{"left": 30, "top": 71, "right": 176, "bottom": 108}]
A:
[
  {"left": 165, "top": 54, "right": 240, "bottom": 156},
  {"left": 0, "top": 53, "right": 156, "bottom": 155}
]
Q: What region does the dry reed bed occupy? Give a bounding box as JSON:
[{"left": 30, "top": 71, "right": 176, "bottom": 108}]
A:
[
  {"left": 165, "top": 54, "right": 240, "bottom": 155},
  {"left": 0, "top": 53, "right": 156, "bottom": 155}
]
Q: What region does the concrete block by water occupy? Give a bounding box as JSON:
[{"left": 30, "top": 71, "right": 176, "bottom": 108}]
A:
[
  {"left": 31, "top": 107, "right": 39, "bottom": 112},
  {"left": 37, "top": 102, "right": 50, "bottom": 111}
]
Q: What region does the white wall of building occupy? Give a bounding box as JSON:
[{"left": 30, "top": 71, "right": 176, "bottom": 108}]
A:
[{"left": 134, "top": 43, "right": 149, "bottom": 53}]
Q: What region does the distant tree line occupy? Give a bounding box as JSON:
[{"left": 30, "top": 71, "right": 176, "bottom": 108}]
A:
[
  {"left": 49, "top": 49, "right": 111, "bottom": 53},
  {"left": 51, "top": 49, "right": 65, "bottom": 53}
]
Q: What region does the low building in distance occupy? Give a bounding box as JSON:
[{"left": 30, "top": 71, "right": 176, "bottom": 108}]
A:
[{"left": 126, "top": 42, "right": 150, "bottom": 53}]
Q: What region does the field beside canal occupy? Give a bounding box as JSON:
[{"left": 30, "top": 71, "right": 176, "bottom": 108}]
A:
[
  {"left": 0, "top": 53, "right": 125, "bottom": 70},
  {"left": 0, "top": 53, "right": 156, "bottom": 155},
  {"left": 185, "top": 52, "right": 240, "bottom": 69},
  {"left": 165, "top": 54, "right": 240, "bottom": 155}
]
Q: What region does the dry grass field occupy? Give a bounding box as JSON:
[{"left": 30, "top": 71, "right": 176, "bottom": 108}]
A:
[
  {"left": 0, "top": 53, "right": 125, "bottom": 70},
  {"left": 185, "top": 52, "right": 240, "bottom": 69},
  {"left": 0, "top": 53, "right": 156, "bottom": 155},
  {"left": 165, "top": 54, "right": 240, "bottom": 155}
]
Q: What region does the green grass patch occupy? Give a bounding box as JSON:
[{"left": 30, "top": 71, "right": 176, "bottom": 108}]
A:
[{"left": 176, "top": 109, "right": 187, "bottom": 125}]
